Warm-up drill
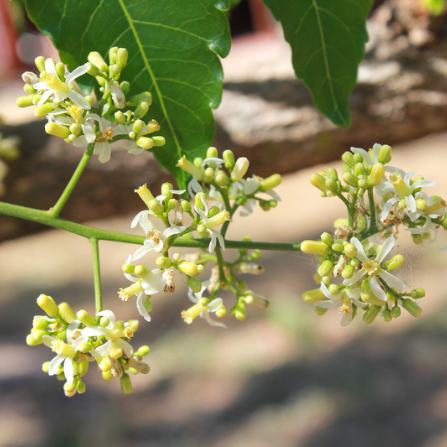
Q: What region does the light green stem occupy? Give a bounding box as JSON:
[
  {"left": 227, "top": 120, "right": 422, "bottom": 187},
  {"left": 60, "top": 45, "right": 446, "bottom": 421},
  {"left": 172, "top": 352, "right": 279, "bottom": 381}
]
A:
[
  {"left": 0, "top": 201, "right": 302, "bottom": 251},
  {"left": 90, "top": 238, "right": 102, "bottom": 313},
  {"left": 49, "top": 144, "right": 94, "bottom": 218}
]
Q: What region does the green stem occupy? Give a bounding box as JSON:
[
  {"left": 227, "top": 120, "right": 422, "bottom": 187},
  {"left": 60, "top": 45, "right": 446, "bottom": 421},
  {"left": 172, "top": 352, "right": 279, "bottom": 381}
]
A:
[
  {"left": 368, "top": 188, "right": 377, "bottom": 231},
  {"left": 215, "top": 246, "right": 227, "bottom": 284},
  {"left": 0, "top": 201, "right": 302, "bottom": 251},
  {"left": 49, "top": 144, "right": 94, "bottom": 218},
  {"left": 90, "top": 238, "right": 102, "bottom": 313}
]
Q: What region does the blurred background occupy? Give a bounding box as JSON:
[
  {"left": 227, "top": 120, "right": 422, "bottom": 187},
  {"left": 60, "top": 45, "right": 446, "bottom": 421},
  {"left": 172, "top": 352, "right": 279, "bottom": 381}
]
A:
[{"left": 2, "top": 0, "right": 447, "bottom": 446}]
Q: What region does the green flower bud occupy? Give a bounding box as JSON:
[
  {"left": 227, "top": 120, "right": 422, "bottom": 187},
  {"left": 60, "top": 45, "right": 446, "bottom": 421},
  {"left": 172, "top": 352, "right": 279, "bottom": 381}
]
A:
[
  {"left": 302, "top": 288, "right": 325, "bottom": 303},
  {"left": 235, "top": 301, "right": 246, "bottom": 321},
  {"left": 45, "top": 123, "right": 70, "bottom": 139},
  {"left": 344, "top": 243, "right": 357, "bottom": 258},
  {"left": 354, "top": 162, "right": 364, "bottom": 177},
  {"left": 64, "top": 380, "right": 77, "bottom": 394},
  {"left": 132, "top": 119, "right": 145, "bottom": 134},
  {"left": 149, "top": 199, "right": 164, "bottom": 215},
  {"left": 260, "top": 174, "right": 282, "bottom": 192},
  {"left": 391, "top": 305, "right": 401, "bottom": 318},
  {"left": 341, "top": 264, "right": 354, "bottom": 279},
  {"left": 412, "top": 234, "right": 424, "bottom": 244},
  {"left": 16, "top": 95, "right": 35, "bottom": 108},
  {"left": 135, "top": 345, "right": 151, "bottom": 357},
  {"left": 332, "top": 242, "right": 345, "bottom": 252},
  {"left": 378, "top": 145, "right": 392, "bottom": 164},
  {"left": 326, "top": 167, "right": 338, "bottom": 180},
  {"left": 382, "top": 308, "right": 392, "bottom": 322},
  {"left": 34, "top": 103, "right": 55, "bottom": 117},
  {"left": 301, "top": 240, "right": 328, "bottom": 255},
  {"left": 122, "top": 263, "right": 135, "bottom": 274},
  {"left": 177, "top": 261, "right": 199, "bottom": 276},
  {"left": 231, "top": 157, "right": 249, "bottom": 182},
  {"left": 401, "top": 298, "right": 422, "bottom": 317},
  {"left": 88, "top": 51, "right": 108, "bottom": 72},
  {"left": 136, "top": 137, "right": 154, "bottom": 150},
  {"left": 187, "top": 275, "right": 202, "bottom": 293},
  {"left": 215, "top": 170, "right": 229, "bottom": 186},
  {"left": 310, "top": 173, "right": 327, "bottom": 192},
  {"left": 58, "top": 302, "right": 76, "bottom": 323},
  {"left": 78, "top": 342, "right": 93, "bottom": 354},
  {"left": 325, "top": 178, "right": 338, "bottom": 193},
  {"left": 117, "top": 48, "right": 128, "bottom": 67},
  {"left": 109, "top": 46, "right": 119, "bottom": 64},
  {"left": 115, "top": 111, "right": 126, "bottom": 124},
  {"left": 223, "top": 149, "right": 235, "bottom": 169},
  {"left": 363, "top": 304, "right": 382, "bottom": 324},
  {"left": 353, "top": 153, "right": 363, "bottom": 163},
  {"left": 120, "top": 373, "right": 133, "bottom": 394},
  {"left": 320, "top": 232, "right": 334, "bottom": 246},
  {"left": 358, "top": 178, "right": 368, "bottom": 189},
  {"left": 315, "top": 306, "right": 328, "bottom": 316},
  {"left": 37, "top": 294, "right": 59, "bottom": 317},
  {"left": 77, "top": 379, "right": 87, "bottom": 394},
  {"left": 77, "top": 310, "right": 97, "bottom": 327},
  {"left": 161, "top": 183, "right": 173, "bottom": 200},
  {"left": 343, "top": 172, "right": 358, "bottom": 187},
  {"left": 361, "top": 279, "right": 386, "bottom": 306},
  {"left": 342, "top": 151, "right": 355, "bottom": 168},
  {"left": 181, "top": 200, "right": 191, "bottom": 213},
  {"left": 152, "top": 136, "right": 166, "bottom": 147},
  {"left": 411, "top": 288, "right": 425, "bottom": 298},
  {"left": 206, "top": 147, "right": 218, "bottom": 158},
  {"left": 135, "top": 265, "right": 150, "bottom": 278},
  {"left": 134, "top": 101, "right": 149, "bottom": 119},
  {"left": 120, "top": 81, "right": 130, "bottom": 95},
  {"left": 26, "top": 334, "right": 42, "bottom": 346},
  {"left": 318, "top": 260, "right": 333, "bottom": 277},
  {"left": 35, "top": 56, "right": 46, "bottom": 72},
  {"left": 385, "top": 254, "right": 405, "bottom": 271}
]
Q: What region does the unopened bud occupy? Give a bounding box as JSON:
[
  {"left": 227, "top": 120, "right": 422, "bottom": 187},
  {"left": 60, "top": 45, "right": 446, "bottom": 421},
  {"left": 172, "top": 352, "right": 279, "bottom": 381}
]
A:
[
  {"left": 342, "top": 151, "right": 355, "bottom": 168},
  {"left": 149, "top": 199, "right": 164, "bottom": 215},
  {"left": 301, "top": 240, "right": 328, "bottom": 255},
  {"left": 260, "top": 174, "right": 282, "bottom": 192},
  {"left": 206, "top": 147, "right": 218, "bottom": 158},
  {"left": 45, "top": 122, "right": 70, "bottom": 139},
  {"left": 401, "top": 298, "right": 422, "bottom": 317},
  {"left": 152, "top": 136, "right": 165, "bottom": 147},
  {"left": 132, "top": 119, "right": 145, "bottom": 134},
  {"left": 16, "top": 95, "right": 35, "bottom": 108},
  {"left": 385, "top": 254, "right": 405, "bottom": 271},
  {"left": 310, "top": 173, "right": 326, "bottom": 192},
  {"left": 34, "top": 103, "right": 55, "bottom": 117},
  {"left": 410, "top": 288, "right": 425, "bottom": 299},
  {"left": 77, "top": 310, "right": 97, "bottom": 327},
  {"left": 58, "top": 302, "right": 76, "bottom": 323},
  {"left": 37, "top": 294, "right": 59, "bottom": 317},
  {"left": 215, "top": 170, "right": 229, "bottom": 186},
  {"left": 318, "top": 260, "right": 333, "bottom": 277},
  {"left": 177, "top": 261, "right": 198, "bottom": 276},
  {"left": 368, "top": 163, "right": 385, "bottom": 186},
  {"left": 88, "top": 51, "right": 108, "bottom": 72},
  {"left": 223, "top": 149, "right": 235, "bottom": 169},
  {"left": 187, "top": 275, "right": 202, "bottom": 293},
  {"left": 343, "top": 172, "right": 358, "bottom": 187},
  {"left": 363, "top": 304, "right": 382, "bottom": 324},
  {"left": 378, "top": 145, "right": 392, "bottom": 164},
  {"left": 231, "top": 157, "right": 249, "bottom": 182},
  {"left": 302, "top": 288, "right": 325, "bottom": 303},
  {"left": 117, "top": 48, "right": 128, "bottom": 67},
  {"left": 136, "top": 137, "right": 154, "bottom": 150},
  {"left": 134, "top": 101, "right": 149, "bottom": 119}
]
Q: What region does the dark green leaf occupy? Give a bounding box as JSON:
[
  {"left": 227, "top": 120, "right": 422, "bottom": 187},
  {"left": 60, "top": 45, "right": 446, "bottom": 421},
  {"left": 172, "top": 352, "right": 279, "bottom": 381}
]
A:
[
  {"left": 25, "top": 0, "right": 231, "bottom": 188},
  {"left": 262, "top": 0, "right": 373, "bottom": 127}
]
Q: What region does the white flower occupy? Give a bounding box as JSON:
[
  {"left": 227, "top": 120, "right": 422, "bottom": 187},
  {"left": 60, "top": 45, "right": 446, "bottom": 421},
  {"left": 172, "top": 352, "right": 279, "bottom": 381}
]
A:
[
  {"left": 82, "top": 310, "right": 134, "bottom": 358},
  {"left": 72, "top": 113, "right": 130, "bottom": 162},
  {"left": 231, "top": 178, "right": 260, "bottom": 217},
  {"left": 343, "top": 236, "right": 406, "bottom": 301},
  {"left": 407, "top": 192, "right": 445, "bottom": 235},
  {"left": 380, "top": 168, "right": 435, "bottom": 221},
  {"left": 351, "top": 143, "right": 382, "bottom": 167},
  {"left": 183, "top": 285, "right": 227, "bottom": 328},
  {"left": 33, "top": 59, "right": 91, "bottom": 110},
  {"left": 194, "top": 193, "right": 226, "bottom": 253},
  {"left": 42, "top": 320, "right": 86, "bottom": 384},
  {"left": 317, "top": 283, "right": 366, "bottom": 327},
  {"left": 130, "top": 211, "right": 186, "bottom": 260}
]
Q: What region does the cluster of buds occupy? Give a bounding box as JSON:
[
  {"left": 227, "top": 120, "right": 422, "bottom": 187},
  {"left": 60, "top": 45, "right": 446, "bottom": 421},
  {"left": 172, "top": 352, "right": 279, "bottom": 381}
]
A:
[
  {"left": 27, "top": 294, "right": 150, "bottom": 396},
  {"left": 17, "top": 47, "right": 165, "bottom": 163},
  {"left": 119, "top": 147, "right": 281, "bottom": 326},
  {"left": 0, "top": 133, "right": 20, "bottom": 196},
  {"left": 301, "top": 143, "right": 445, "bottom": 325}
]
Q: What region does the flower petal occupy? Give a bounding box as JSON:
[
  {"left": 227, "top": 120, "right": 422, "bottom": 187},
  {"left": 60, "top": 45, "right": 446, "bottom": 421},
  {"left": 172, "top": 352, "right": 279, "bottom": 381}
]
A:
[
  {"left": 67, "top": 89, "right": 91, "bottom": 110},
  {"left": 203, "top": 310, "right": 227, "bottom": 328},
  {"left": 63, "top": 358, "right": 74, "bottom": 384},
  {"left": 379, "top": 269, "right": 406, "bottom": 290},
  {"left": 369, "top": 276, "right": 388, "bottom": 301},
  {"left": 48, "top": 355, "right": 64, "bottom": 376},
  {"left": 350, "top": 237, "right": 369, "bottom": 262},
  {"left": 136, "top": 292, "right": 151, "bottom": 322},
  {"left": 343, "top": 269, "right": 365, "bottom": 287},
  {"left": 375, "top": 236, "right": 395, "bottom": 263}
]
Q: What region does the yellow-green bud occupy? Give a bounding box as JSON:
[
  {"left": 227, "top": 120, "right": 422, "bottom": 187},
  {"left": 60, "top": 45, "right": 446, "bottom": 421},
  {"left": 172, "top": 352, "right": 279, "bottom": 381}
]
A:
[
  {"left": 35, "top": 56, "right": 46, "bottom": 72},
  {"left": 88, "top": 51, "right": 108, "bottom": 72},
  {"left": 332, "top": 242, "right": 345, "bottom": 252},
  {"left": 178, "top": 261, "right": 199, "bottom": 276},
  {"left": 149, "top": 199, "right": 164, "bottom": 215},
  {"left": 132, "top": 119, "right": 145, "bottom": 134},
  {"left": 119, "top": 81, "right": 130, "bottom": 95},
  {"left": 78, "top": 342, "right": 93, "bottom": 354},
  {"left": 342, "top": 151, "right": 355, "bottom": 168},
  {"left": 343, "top": 172, "right": 358, "bottom": 187},
  {"left": 368, "top": 163, "right": 385, "bottom": 186},
  {"left": 310, "top": 173, "right": 327, "bottom": 192},
  {"left": 260, "top": 174, "right": 282, "bottom": 192},
  {"left": 382, "top": 308, "right": 392, "bottom": 322},
  {"left": 77, "top": 379, "right": 87, "bottom": 394},
  {"left": 203, "top": 167, "right": 214, "bottom": 183},
  {"left": 344, "top": 243, "right": 357, "bottom": 258},
  {"left": 361, "top": 279, "right": 386, "bottom": 306},
  {"left": 117, "top": 48, "right": 128, "bottom": 67},
  {"left": 181, "top": 200, "right": 192, "bottom": 213},
  {"left": 301, "top": 240, "right": 328, "bottom": 255},
  {"left": 385, "top": 254, "right": 405, "bottom": 271},
  {"left": 231, "top": 157, "right": 249, "bottom": 181},
  {"left": 412, "top": 234, "right": 424, "bottom": 244},
  {"left": 325, "top": 178, "right": 338, "bottom": 193},
  {"left": 341, "top": 264, "right": 354, "bottom": 279},
  {"left": 302, "top": 288, "right": 325, "bottom": 303},
  {"left": 416, "top": 199, "right": 427, "bottom": 211},
  {"left": 64, "top": 380, "right": 77, "bottom": 394},
  {"left": 315, "top": 306, "right": 328, "bottom": 316},
  {"left": 34, "top": 103, "right": 55, "bottom": 117},
  {"left": 326, "top": 167, "right": 338, "bottom": 180},
  {"left": 120, "top": 373, "right": 133, "bottom": 394},
  {"left": 152, "top": 136, "right": 165, "bottom": 147},
  {"left": 16, "top": 95, "right": 35, "bottom": 108},
  {"left": 223, "top": 149, "right": 235, "bottom": 169},
  {"left": 215, "top": 170, "right": 229, "bottom": 186},
  {"left": 161, "top": 182, "right": 173, "bottom": 200},
  {"left": 102, "top": 370, "right": 113, "bottom": 382},
  {"left": 318, "top": 260, "right": 333, "bottom": 277},
  {"left": 134, "top": 101, "right": 149, "bottom": 119},
  {"left": 37, "top": 294, "right": 59, "bottom": 317},
  {"left": 26, "top": 334, "right": 42, "bottom": 346},
  {"left": 122, "top": 263, "right": 135, "bottom": 274},
  {"left": 378, "top": 145, "right": 392, "bottom": 164},
  {"left": 45, "top": 122, "right": 70, "bottom": 139},
  {"left": 391, "top": 305, "right": 401, "bottom": 318},
  {"left": 206, "top": 147, "right": 218, "bottom": 158},
  {"left": 135, "top": 265, "right": 150, "bottom": 278},
  {"left": 235, "top": 301, "right": 246, "bottom": 321},
  {"left": 109, "top": 46, "right": 119, "bottom": 64},
  {"left": 58, "top": 302, "right": 76, "bottom": 323},
  {"left": 363, "top": 304, "right": 382, "bottom": 324},
  {"left": 69, "top": 123, "right": 82, "bottom": 137},
  {"left": 187, "top": 275, "right": 202, "bottom": 293},
  {"left": 23, "top": 83, "right": 36, "bottom": 94},
  {"left": 136, "top": 137, "right": 154, "bottom": 150},
  {"left": 77, "top": 310, "right": 97, "bottom": 327},
  {"left": 194, "top": 192, "right": 206, "bottom": 211},
  {"left": 401, "top": 298, "right": 422, "bottom": 317},
  {"left": 410, "top": 288, "right": 425, "bottom": 299},
  {"left": 320, "top": 232, "right": 334, "bottom": 246},
  {"left": 354, "top": 163, "right": 364, "bottom": 177}
]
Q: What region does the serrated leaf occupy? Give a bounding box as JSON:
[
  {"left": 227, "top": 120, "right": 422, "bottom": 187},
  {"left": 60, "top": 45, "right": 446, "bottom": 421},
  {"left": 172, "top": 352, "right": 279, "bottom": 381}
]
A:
[
  {"left": 25, "top": 0, "right": 231, "bottom": 188},
  {"left": 262, "top": 0, "right": 373, "bottom": 127}
]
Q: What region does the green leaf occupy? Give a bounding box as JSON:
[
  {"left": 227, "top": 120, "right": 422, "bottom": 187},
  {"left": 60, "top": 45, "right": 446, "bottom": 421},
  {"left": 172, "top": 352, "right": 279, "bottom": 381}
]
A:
[
  {"left": 262, "top": 0, "right": 373, "bottom": 127},
  {"left": 25, "top": 0, "right": 231, "bottom": 188}
]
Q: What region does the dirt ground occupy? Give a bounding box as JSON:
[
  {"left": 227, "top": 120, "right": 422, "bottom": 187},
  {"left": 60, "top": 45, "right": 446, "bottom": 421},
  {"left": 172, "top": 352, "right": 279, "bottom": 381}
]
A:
[{"left": 2, "top": 131, "right": 447, "bottom": 447}]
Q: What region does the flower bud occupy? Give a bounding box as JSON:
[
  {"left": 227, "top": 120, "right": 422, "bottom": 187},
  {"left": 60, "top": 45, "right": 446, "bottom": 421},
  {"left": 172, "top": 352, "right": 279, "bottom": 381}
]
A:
[
  {"left": 235, "top": 301, "right": 246, "bottom": 321},
  {"left": 132, "top": 119, "right": 145, "bottom": 134},
  {"left": 35, "top": 56, "right": 46, "bottom": 72},
  {"left": 231, "top": 157, "right": 249, "bottom": 182},
  {"left": 134, "top": 101, "right": 149, "bottom": 119},
  {"left": 385, "top": 254, "right": 405, "bottom": 271},
  {"left": 37, "top": 294, "right": 59, "bottom": 317},
  {"left": 152, "top": 136, "right": 166, "bottom": 147},
  {"left": 135, "top": 345, "right": 151, "bottom": 357},
  {"left": 341, "top": 264, "right": 354, "bottom": 279},
  {"left": 120, "top": 373, "right": 133, "bottom": 394},
  {"left": 177, "top": 261, "right": 199, "bottom": 276},
  {"left": 77, "top": 310, "right": 97, "bottom": 327},
  {"left": 109, "top": 46, "right": 119, "bottom": 64},
  {"left": 361, "top": 279, "right": 385, "bottom": 306},
  {"left": 149, "top": 199, "right": 164, "bottom": 216},
  {"left": 58, "top": 302, "right": 76, "bottom": 323},
  {"left": 88, "top": 51, "right": 108, "bottom": 72},
  {"left": 363, "top": 304, "right": 382, "bottom": 324},
  {"left": 315, "top": 306, "right": 328, "bottom": 316},
  {"left": 77, "top": 379, "right": 87, "bottom": 394},
  {"left": 26, "top": 334, "right": 42, "bottom": 346},
  {"left": 401, "top": 298, "right": 422, "bottom": 317},
  {"left": 136, "top": 137, "right": 154, "bottom": 150},
  {"left": 310, "top": 173, "right": 326, "bottom": 192},
  {"left": 302, "top": 288, "right": 325, "bottom": 303},
  {"left": 382, "top": 307, "right": 392, "bottom": 322},
  {"left": 135, "top": 265, "right": 150, "bottom": 277},
  {"left": 325, "top": 178, "right": 338, "bottom": 193},
  {"left": 301, "top": 240, "right": 328, "bottom": 255},
  {"left": 318, "top": 260, "right": 333, "bottom": 277},
  {"left": 181, "top": 200, "right": 191, "bottom": 213},
  {"left": 34, "top": 103, "right": 55, "bottom": 117},
  {"left": 354, "top": 163, "right": 364, "bottom": 177},
  {"left": 260, "top": 174, "right": 282, "bottom": 192},
  {"left": 223, "top": 149, "right": 235, "bottom": 169},
  {"left": 187, "top": 275, "right": 202, "bottom": 293},
  {"left": 320, "top": 232, "right": 334, "bottom": 246},
  {"left": 342, "top": 151, "right": 355, "bottom": 168},
  {"left": 410, "top": 288, "right": 425, "bottom": 299},
  {"left": 391, "top": 305, "right": 401, "bottom": 318},
  {"left": 368, "top": 163, "right": 385, "bottom": 186},
  {"left": 344, "top": 243, "right": 357, "bottom": 258},
  {"left": 378, "top": 145, "right": 392, "bottom": 164},
  {"left": 45, "top": 122, "right": 70, "bottom": 139},
  {"left": 177, "top": 155, "right": 204, "bottom": 179},
  {"left": 117, "top": 48, "right": 128, "bottom": 67},
  {"left": 206, "top": 147, "right": 218, "bottom": 158},
  {"left": 16, "top": 95, "right": 35, "bottom": 108},
  {"left": 343, "top": 172, "right": 358, "bottom": 187},
  {"left": 326, "top": 167, "right": 338, "bottom": 180}
]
